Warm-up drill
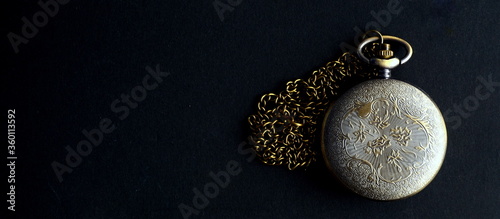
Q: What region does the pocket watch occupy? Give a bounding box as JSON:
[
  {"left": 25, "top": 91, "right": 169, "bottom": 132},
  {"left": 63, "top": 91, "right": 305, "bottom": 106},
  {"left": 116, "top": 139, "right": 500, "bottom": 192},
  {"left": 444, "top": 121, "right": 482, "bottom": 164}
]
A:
[
  {"left": 322, "top": 33, "right": 447, "bottom": 200},
  {"left": 249, "top": 31, "right": 447, "bottom": 200}
]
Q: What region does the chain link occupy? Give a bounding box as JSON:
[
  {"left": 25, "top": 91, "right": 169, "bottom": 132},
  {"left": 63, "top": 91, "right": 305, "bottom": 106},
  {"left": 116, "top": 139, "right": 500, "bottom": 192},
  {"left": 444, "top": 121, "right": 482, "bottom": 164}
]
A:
[{"left": 248, "top": 45, "right": 379, "bottom": 170}]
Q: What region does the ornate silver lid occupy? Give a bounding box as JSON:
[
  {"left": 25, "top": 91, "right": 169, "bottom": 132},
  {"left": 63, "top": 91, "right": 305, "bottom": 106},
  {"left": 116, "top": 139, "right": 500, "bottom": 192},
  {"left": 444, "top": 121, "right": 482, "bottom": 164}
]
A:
[{"left": 322, "top": 79, "right": 447, "bottom": 200}]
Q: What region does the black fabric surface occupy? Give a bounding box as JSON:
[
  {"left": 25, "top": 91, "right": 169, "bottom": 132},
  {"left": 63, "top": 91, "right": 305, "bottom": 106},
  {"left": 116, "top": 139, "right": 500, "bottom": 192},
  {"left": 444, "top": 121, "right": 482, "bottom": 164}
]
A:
[{"left": 3, "top": 0, "right": 499, "bottom": 218}]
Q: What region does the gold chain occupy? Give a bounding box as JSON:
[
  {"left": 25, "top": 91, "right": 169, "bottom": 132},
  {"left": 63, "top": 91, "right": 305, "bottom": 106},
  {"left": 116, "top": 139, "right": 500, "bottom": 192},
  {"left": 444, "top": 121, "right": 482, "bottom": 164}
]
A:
[{"left": 248, "top": 44, "right": 379, "bottom": 170}]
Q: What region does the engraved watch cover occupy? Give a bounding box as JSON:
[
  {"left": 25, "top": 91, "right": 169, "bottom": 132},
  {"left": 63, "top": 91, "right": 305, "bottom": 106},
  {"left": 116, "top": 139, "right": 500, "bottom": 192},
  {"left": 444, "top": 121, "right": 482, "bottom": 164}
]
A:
[{"left": 322, "top": 79, "right": 447, "bottom": 200}]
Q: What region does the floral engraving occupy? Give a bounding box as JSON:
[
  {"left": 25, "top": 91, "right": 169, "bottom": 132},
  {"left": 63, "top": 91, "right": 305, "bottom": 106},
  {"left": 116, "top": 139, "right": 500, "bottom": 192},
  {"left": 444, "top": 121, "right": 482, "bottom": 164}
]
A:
[
  {"left": 387, "top": 150, "right": 403, "bottom": 172},
  {"left": 341, "top": 97, "right": 431, "bottom": 183},
  {"left": 324, "top": 79, "right": 447, "bottom": 200},
  {"left": 370, "top": 114, "right": 390, "bottom": 129},
  {"left": 353, "top": 121, "right": 369, "bottom": 143},
  {"left": 390, "top": 127, "right": 412, "bottom": 146},
  {"left": 365, "top": 135, "right": 391, "bottom": 157}
]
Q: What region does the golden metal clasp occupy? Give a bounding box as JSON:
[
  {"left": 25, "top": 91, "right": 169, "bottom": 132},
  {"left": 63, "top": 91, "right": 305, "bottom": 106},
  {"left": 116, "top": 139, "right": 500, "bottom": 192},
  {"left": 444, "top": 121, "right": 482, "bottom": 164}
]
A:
[{"left": 357, "top": 30, "right": 413, "bottom": 78}]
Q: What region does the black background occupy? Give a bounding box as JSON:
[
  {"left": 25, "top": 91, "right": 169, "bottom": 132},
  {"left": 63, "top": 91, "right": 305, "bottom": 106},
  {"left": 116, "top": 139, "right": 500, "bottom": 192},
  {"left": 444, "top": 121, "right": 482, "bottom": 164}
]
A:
[{"left": 3, "top": 0, "right": 499, "bottom": 218}]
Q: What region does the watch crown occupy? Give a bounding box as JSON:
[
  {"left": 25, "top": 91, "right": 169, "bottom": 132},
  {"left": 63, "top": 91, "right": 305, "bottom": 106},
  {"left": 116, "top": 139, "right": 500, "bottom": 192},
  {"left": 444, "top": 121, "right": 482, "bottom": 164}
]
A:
[{"left": 377, "top": 43, "right": 394, "bottom": 59}]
